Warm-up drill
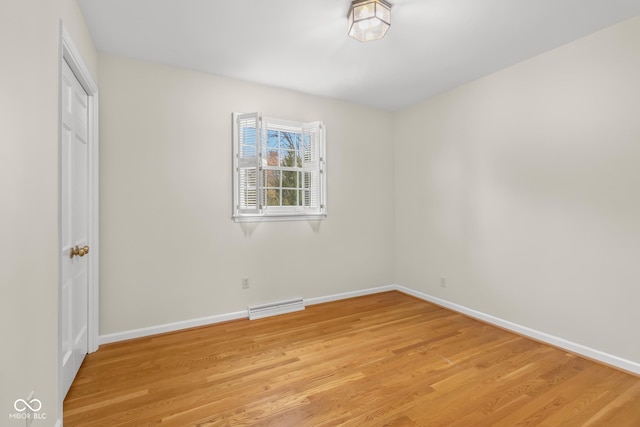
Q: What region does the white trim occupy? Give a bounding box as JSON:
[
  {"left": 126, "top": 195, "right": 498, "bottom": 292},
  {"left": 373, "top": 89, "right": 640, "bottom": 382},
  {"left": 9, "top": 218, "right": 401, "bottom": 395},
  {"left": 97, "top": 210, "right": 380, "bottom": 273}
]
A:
[
  {"left": 61, "top": 27, "right": 98, "bottom": 94},
  {"left": 58, "top": 21, "right": 100, "bottom": 422},
  {"left": 60, "top": 24, "right": 100, "bottom": 353},
  {"left": 233, "top": 214, "right": 327, "bottom": 223},
  {"left": 99, "top": 311, "right": 248, "bottom": 345},
  {"left": 96, "top": 283, "right": 640, "bottom": 375},
  {"left": 61, "top": 24, "right": 100, "bottom": 355},
  {"left": 395, "top": 285, "right": 640, "bottom": 376},
  {"left": 305, "top": 285, "right": 396, "bottom": 306},
  {"left": 99, "top": 286, "right": 395, "bottom": 344}
]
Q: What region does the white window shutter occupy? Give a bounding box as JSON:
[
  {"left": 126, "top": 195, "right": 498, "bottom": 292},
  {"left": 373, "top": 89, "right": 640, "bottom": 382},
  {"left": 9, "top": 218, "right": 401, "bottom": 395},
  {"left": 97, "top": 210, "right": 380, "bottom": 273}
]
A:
[
  {"left": 235, "top": 112, "right": 262, "bottom": 215},
  {"left": 302, "top": 121, "right": 326, "bottom": 215}
]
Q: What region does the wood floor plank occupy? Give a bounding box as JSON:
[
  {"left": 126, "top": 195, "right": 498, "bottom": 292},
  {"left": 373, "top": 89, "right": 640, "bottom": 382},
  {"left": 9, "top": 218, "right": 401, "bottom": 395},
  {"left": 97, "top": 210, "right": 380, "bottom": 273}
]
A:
[{"left": 64, "top": 291, "right": 640, "bottom": 426}]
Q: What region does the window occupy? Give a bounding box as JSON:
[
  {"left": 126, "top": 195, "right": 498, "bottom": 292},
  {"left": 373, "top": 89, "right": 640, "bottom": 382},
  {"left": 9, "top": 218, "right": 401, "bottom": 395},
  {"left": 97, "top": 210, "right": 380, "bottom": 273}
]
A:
[{"left": 232, "top": 112, "right": 326, "bottom": 221}]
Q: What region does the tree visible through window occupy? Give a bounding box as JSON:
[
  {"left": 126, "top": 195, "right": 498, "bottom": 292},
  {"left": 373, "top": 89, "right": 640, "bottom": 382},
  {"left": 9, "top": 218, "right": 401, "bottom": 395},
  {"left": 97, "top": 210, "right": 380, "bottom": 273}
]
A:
[
  {"left": 266, "top": 129, "right": 303, "bottom": 207},
  {"left": 232, "top": 113, "right": 326, "bottom": 221}
]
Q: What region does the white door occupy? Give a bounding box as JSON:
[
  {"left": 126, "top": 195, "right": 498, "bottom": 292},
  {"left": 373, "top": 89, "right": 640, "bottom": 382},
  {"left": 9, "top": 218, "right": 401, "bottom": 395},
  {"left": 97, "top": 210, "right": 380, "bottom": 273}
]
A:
[{"left": 61, "top": 59, "right": 90, "bottom": 397}]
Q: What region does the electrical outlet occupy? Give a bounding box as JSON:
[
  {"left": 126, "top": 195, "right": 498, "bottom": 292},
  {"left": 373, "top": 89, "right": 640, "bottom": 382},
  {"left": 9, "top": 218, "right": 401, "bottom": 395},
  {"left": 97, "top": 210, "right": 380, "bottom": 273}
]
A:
[
  {"left": 242, "top": 277, "right": 249, "bottom": 289},
  {"left": 440, "top": 276, "right": 447, "bottom": 288}
]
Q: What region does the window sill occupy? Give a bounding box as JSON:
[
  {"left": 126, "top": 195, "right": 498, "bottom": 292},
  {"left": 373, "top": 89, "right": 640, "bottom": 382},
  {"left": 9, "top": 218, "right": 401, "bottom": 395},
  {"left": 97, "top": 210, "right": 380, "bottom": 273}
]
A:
[{"left": 233, "top": 214, "right": 327, "bottom": 223}]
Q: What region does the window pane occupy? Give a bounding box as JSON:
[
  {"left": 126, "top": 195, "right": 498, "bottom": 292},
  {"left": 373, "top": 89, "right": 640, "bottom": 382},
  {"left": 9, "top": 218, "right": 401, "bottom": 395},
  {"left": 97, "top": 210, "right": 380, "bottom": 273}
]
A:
[
  {"left": 266, "top": 188, "right": 280, "bottom": 206},
  {"left": 267, "top": 130, "right": 279, "bottom": 148},
  {"left": 280, "top": 131, "right": 300, "bottom": 150},
  {"left": 266, "top": 170, "right": 280, "bottom": 187},
  {"left": 267, "top": 148, "right": 278, "bottom": 166},
  {"left": 282, "top": 189, "right": 298, "bottom": 206},
  {"left": 280, "top": 150, "right": 297, "bottom": 167},
  {"left": 281, "top": 171, "right": 298, "bottom": 188}
]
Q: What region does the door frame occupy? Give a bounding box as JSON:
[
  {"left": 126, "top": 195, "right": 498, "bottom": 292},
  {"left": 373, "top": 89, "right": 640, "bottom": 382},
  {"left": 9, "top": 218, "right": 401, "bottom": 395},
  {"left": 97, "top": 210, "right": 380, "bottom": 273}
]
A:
[{"left": 58, "top": 21, "right": 99, "bottom": 414}]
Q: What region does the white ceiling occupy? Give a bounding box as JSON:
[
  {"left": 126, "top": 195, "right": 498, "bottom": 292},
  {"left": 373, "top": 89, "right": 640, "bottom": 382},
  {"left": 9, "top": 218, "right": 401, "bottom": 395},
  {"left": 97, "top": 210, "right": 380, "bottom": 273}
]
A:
[{"left": 78, "top": 0, "right": 640, "bottom": 110}]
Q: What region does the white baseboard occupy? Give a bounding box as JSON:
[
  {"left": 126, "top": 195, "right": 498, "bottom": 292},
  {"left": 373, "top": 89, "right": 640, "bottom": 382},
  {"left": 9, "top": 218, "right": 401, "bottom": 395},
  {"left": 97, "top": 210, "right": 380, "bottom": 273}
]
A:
[
  {"left": 395, "top": 284, "right": 640, "bottom": 376},
  {"left": 305, "top": 285, "right": 396, "bottom": 306},
  {"left": 98, "top": 284, "right": 640, "bottom": 375},
  {"left": 99, "top": 310, "right": 248, "bottom": 345},
  {"left": 98, "top": 285, "right": 395, "bottom": 345}
]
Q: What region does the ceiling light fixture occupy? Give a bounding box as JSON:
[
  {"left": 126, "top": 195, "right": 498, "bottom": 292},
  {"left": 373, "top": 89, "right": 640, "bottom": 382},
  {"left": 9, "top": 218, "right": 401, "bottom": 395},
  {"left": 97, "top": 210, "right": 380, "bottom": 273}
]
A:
[{"left": 347, "top": 0, "right": 392, "bottom": 42}]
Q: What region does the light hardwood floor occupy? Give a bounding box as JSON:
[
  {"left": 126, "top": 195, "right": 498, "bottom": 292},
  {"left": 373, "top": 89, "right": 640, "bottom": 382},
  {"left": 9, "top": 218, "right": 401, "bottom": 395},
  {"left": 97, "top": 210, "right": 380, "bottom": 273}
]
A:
[{"left": 64, "top": 291, "right": 640, "bottom": 426}]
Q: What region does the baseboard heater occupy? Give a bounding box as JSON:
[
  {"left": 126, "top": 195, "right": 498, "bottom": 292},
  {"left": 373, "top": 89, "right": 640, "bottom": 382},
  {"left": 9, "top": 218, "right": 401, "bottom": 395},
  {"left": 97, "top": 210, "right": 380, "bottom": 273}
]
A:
[{"left": 248, "top": 297, "right": 305, "bottom": 320}]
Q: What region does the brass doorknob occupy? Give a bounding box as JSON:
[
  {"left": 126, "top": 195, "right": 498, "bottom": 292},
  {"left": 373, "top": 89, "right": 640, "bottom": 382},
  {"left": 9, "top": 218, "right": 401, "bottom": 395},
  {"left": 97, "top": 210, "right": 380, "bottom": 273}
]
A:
[{"left": 70, "top": 245, "right": 90, "bottom": 259}]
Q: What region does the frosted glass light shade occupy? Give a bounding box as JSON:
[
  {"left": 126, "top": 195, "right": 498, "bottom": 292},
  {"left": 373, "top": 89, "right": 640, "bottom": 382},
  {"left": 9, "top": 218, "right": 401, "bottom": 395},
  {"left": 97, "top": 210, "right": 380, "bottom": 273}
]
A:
[{"left": 348, "top": 0, "right": 391, "bottom": 42}]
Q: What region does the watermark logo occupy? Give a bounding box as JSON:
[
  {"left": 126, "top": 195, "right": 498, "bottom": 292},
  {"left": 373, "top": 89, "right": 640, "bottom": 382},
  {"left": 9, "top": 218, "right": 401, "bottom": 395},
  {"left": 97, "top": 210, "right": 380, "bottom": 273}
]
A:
[
  {"left": 9, "top": 398, "right": 46, "bottom": 422},
  {"left": 14, "top": 399, "right": 42, "bottom": 413}
]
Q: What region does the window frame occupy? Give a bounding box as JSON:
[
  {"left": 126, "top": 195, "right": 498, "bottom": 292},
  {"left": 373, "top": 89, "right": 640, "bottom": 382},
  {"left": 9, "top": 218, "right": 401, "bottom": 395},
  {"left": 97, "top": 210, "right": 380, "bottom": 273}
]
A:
[{"left": 232, "top": 112, "right": 327, "bottom": 222}]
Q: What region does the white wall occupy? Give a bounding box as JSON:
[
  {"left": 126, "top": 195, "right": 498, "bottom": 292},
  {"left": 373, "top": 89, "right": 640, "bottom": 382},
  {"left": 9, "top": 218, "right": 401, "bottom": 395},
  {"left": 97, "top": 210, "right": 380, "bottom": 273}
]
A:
[
  {"left": 98, "top": 54, "right": 395, "bottom": 335},
  {"left": 100, "top": 16, "right": 640, "bottom": 368},
  {"left": 1, "top": 2, "right": 637, "bottom": 422},
  {"left": 395, "top": 16, "right": 640, "bottom": 364},
  {"left": 0, "top": 0, "right": 97, "bottom": 424}
]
